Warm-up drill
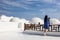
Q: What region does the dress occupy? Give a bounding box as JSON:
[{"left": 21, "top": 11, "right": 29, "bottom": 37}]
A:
[{"left": 44, "top": 18, "right": 49, "bottom": 29}]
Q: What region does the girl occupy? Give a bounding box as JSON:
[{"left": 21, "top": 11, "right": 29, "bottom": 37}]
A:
[{"left": 44, "top": 15, "right": 50, "bottom": 36}]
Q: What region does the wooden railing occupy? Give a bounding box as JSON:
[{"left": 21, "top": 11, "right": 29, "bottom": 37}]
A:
[{"left": 24, "top": 23, "right": 60, "bottom": 32}]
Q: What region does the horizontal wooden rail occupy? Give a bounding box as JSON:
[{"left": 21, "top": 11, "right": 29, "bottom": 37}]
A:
[{"left": 24, "top": 24, "right": 60, "bottom": 32}]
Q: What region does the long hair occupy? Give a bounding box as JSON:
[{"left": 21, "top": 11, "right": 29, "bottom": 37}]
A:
[{"left": 44, "top": 15, "right": 48, "bottom": 22}]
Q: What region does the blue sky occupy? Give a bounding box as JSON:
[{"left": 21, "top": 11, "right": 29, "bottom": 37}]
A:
[{"left": 1, "top": 0, "right": 60, "bottom": 20}]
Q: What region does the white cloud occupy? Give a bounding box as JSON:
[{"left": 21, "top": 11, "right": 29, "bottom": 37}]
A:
[
  {"left": 2, "top": 0, "right": 32, "bottom": 10},
  {"left": 2, "top": 0, "right": 60, "bottom": 7},
  {"left": 11, "top": 18, "right": 30, "bottom": 24},
  {"left": 2, "top": 0, "right": 60, "bottom": 10},
  {"left": 50, "top": 18, "right": 60, "bottom": 24},
  {"left": 2, "top": 0, "right": 21, "bottom": 7},
  {"left": 0, "top": 10, "right": 11, "bottom": 14},
  {"left": 39, "top": 8, "right": 60, "bottom": 19},
  {"left": 43, "top": 0, "right": 60, "bottom": 6},
  {"left": 10, "top": 17, "right": 21, "bottom": 22},
  {"left": 43, "top": 0, "right": 56, "bottom": 3},
  {"left": 1, "top": 15, "right": 60, "bottom": 25},
  {"left": 10, "top": 17, "right": 30, "bottom": 24},
  {"left": 0, "top": 15, "right": 13, "bottom": 22},
  {"left": 0, "top": 10, "right": 15, "bottom": 14},
  {"left": 40, "top": 8, "right": 60, "bottom": 14},
  {"left": 25, "top": 0, "right": 56, "bottom": 4},
  {"left": 0, "top": 15, "right": 30, "bottom": 24},
  {"left": 31, "top": 17, "right": 44, "bottom": 24},
  {"left": 25, "top": 0, "right": 40, "bottom": 1},
  {"left": 56, "top": 2, "right": 60, "bottom": 6},
  {"left": 24, "top": 13, "right": 37, "bottom": 16},
  {"left": 21, "top": 19, "right": 30, "bottom": 24}
]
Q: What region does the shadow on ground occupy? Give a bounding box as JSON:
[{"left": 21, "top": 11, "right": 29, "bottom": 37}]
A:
[{"left": 22, "top": 30, "right": 60, "bottom": 37}]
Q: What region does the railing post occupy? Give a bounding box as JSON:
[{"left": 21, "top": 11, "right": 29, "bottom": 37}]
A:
[{"left": 58, "top": 25, "right": 60, "bottom": 32}]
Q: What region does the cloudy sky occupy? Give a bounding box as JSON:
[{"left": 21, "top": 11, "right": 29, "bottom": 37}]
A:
[{"left": 1, "top": 0, "right": 60, "bottom": 20}]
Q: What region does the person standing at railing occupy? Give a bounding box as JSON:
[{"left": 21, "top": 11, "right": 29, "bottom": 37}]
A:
[{"left": 44, "top": 15, "right": 50, "bottom": 36}]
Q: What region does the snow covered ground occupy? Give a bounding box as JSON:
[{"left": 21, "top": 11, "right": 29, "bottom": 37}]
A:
[
  {"left": 0, "top": 30, "right": 60, "bottom": 40},
  {"left": 0, "top": 22, "right": 60, "bottom": 40}
]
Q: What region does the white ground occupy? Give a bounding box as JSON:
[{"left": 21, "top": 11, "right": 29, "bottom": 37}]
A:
[
  {"left": 0, "top": 22, "right": 60, "bottom": 40},
  {"left": 0, "top": 31, "right": 60, "bottom": 40}
]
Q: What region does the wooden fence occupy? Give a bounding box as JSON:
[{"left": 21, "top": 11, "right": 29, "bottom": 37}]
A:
[{"left": 24, "top": 23, "right": 60, "bottom": 32}]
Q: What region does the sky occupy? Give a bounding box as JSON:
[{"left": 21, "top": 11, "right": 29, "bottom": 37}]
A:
[{"left": 1, "top": 0, "right": 60, "bottom": 20}]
